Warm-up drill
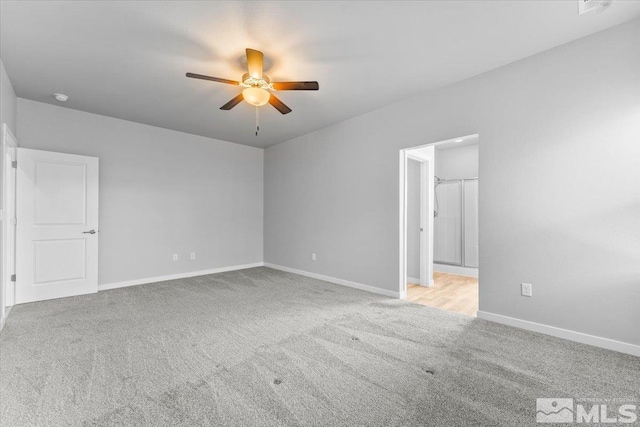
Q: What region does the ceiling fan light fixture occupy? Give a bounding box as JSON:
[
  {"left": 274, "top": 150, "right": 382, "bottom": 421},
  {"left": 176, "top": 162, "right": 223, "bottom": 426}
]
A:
[
  {"left": 242, "top": 87, "right": 270, "bottom": 107},
  {"left": 187, "top": 48, "right": 317, "bottom": 118}
]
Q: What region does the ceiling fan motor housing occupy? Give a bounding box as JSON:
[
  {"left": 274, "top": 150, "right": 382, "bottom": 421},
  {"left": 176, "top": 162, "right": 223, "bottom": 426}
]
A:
[{"left": 241, "top": 73, "right": 273, "bottom": 90}]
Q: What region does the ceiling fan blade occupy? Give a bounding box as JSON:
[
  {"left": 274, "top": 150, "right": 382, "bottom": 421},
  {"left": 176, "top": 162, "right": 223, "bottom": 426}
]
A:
[
  {"left": 220, "top": 94, "right": 245, "bottom": 110},
  {"left": 272, "top": 81, "right": 319, "bottom": 91},
  {"left": 269, "top": 94, "right": 292, "bottom": 115},
  {"left": 186, "top": 73, "right": 239, "bottom": 86},
  {"left": 246, "top": 48, "right": 264, "bottom": 79}
]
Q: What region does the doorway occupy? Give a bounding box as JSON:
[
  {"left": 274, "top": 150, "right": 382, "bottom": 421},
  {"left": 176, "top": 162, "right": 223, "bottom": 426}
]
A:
[{"left": 399, "top": 135, "right": 479, "bottom": 316}]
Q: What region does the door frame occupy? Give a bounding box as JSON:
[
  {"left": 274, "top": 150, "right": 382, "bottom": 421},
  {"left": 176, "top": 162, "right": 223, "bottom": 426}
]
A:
[
  {"left": 399, "top": 147, "right": 435, "bottom": 298},
  {"left": 2, "top": 124, "right": 18, "bottom": 324},
  {"left": 399, "top": 134, "right": 479, "bottom": 298},
  {"left": 405, "top": 152, "right": 435, "bottom": 288}
]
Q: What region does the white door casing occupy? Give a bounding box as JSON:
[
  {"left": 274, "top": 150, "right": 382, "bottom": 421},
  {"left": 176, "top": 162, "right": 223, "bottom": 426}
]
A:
[
  {"left": 16, "top": 148, "right": 99, "bottom": 304},
  {"left": 2, "top": 124, "right": 18, "bottom": 320},
  {"left": 405, "top": 148, "right": 435, "bottom": 288},
  {"left": 419, "top": 156, "right": 435, "bottom": 287},
  {"left": 3, "top": 142, "right": 17, "bottom": 309}
]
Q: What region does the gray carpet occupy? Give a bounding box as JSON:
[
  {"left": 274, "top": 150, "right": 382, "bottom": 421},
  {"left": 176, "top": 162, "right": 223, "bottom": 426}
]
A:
[{"left": 0, "top": 267, "right": 638, "bottom": 426}]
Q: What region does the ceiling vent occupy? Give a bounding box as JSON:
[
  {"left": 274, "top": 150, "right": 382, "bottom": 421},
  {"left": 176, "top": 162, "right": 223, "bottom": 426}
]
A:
[{"left": 578, "top": 0, "right": 613, "bottom": 15}]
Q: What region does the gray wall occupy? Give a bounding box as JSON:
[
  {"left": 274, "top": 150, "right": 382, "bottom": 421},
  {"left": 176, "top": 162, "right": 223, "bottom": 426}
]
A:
[
  {"left": 435, "top": 144, "right": 478, "bottom": 180},
  {"left": 17, "top": 99, "right": 263, "bottom": 286},
  {"left": 265, "top": 20, "right": 640, "bottom": 346},
  {"left": 1, "top": 60, "right": 17, "bottom": 135},
  {"left": 0, "top": 58, "right": 18, "bottom": 321}
]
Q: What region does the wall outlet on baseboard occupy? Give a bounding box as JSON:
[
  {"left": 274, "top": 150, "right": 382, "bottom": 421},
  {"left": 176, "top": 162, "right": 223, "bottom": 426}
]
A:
[
  {"left": 190, "top": 252, "right": 196, "bottom": 260},
  {"left": 311, "top": 253, "right": 316, "bottom": 261},
  {"left": 172, "top": 254, "right": 178, "bottom": 262},
  {"left": 521, "top": 283, "right": 533, "bottom": 297}
]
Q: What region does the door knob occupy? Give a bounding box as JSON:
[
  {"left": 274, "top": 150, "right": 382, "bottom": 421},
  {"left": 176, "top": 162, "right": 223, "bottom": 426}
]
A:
[{"left": 83, "top": 230, "right": 96, "bottom": 234}]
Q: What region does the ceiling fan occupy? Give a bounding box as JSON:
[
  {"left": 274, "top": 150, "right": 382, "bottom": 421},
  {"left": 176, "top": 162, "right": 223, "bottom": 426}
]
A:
[{"left": 186, "top": 48, "right": 319, "bottom": 135}]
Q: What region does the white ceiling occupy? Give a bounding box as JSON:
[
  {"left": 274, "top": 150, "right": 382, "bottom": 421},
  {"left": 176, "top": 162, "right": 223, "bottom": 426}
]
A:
[{"left": 2, "top": 1, "right": 638, "bottom": 148}]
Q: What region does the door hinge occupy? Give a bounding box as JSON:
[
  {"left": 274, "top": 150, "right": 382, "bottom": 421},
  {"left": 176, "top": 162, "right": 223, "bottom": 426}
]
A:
[
  {"left": 10, "top": 274, "right": 16, "bottom": 282},
  {"left": 11, "top": 160, "right": 17, "bottom": 168},
  {"left": 11, "top": 217, "right": 16, "bottom": 226}
]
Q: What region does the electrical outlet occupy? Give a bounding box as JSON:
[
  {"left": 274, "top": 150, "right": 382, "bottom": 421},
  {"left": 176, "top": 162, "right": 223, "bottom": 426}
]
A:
[
  {"left": 521, "top": 283, "right": 532, "bottom": 297},
  {"left": 172, "top": 254, "right": 178, "bottom": 261},
  {"left": 578, "top": 0, "right": 613, "bottom": 15},
  {"left": 311, "top": 253, "right": 317, "bottom": 261},
  {"left": 190, "top": 252, "right": 196, "bottom": 260}
]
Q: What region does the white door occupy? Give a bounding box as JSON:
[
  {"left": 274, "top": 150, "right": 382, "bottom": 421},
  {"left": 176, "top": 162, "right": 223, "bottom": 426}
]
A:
[{"left": 16, "top": 148, "right": 99, "bottom": 304}]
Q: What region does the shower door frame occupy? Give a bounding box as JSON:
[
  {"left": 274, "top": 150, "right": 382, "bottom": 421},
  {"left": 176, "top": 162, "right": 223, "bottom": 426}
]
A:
[{"left": 433, "top": 177, "right": 478, "bottom": 268}]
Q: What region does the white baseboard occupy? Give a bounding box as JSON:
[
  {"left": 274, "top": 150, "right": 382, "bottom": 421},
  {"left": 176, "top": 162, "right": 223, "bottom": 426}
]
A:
[
  {"left": 0, "top": 305, "right": 13, "bottom": 332},
  {"left": 477, "top": 311, "right": 640, "bottom": 358},
  {"left": 434, "top": 263, "right": 478, "bottom": 278},
  {"left": 264, "top": 263, "right": 402, "bottom": 299},
  {"left": 407, "top": 277, "right": 435, "bottom": 287},
  {"left": 98, "top": 262, "right": 265, "bottom": 291}
]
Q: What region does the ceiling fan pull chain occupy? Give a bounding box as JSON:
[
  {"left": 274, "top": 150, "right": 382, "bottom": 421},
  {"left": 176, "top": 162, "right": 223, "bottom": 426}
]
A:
[{"left": 255, "top": 106, "right": 260, "bottom": 136}]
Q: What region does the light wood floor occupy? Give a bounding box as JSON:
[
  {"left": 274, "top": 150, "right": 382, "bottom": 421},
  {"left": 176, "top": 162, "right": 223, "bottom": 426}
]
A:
[{"left": 407, "top": 272, "right": 478, "bottom": 316}]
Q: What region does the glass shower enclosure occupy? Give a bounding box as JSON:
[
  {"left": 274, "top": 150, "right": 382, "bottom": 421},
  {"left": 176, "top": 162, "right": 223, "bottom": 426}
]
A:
[{"left": 433, "top": 178, "right": 478, "bottom": 268}]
